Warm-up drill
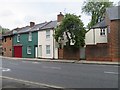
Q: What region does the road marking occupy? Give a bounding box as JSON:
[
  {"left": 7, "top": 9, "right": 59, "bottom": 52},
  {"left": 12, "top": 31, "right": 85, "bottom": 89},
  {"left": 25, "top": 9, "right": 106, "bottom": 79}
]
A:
[
  {"left": 0, "top": 76, "right": 63, "bottom": 88},
  {"left": 32, "top": 62, "right": 40, "bottom": 64},
  {"left": 0, "top": 67, "right": 11, "bottom": 72},
  {"left": 22, "top": 61, "right": 41, "bottom": 64},
  {"left": 42, "top": 66, "right": 61, "bottom": 70},
  {"left": 104, "top": 71, "right": 118, "bottom": 75},
  {"left": 22, "top": 61, "right": 32, "bottom": 63}
]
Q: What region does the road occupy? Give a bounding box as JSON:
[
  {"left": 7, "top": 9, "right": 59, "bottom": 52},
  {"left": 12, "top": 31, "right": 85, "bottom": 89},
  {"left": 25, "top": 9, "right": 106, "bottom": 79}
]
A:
[{"left": 1, "top": 58, "right": 119, "bottom": 88}]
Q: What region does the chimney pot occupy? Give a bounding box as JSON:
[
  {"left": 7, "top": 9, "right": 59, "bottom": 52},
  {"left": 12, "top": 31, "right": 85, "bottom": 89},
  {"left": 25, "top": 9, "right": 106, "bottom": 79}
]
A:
[
  {"left": 30, "top": 22, "right": 35, "bottom": 27},
  {"left": 57, "top": 12, "right": 64, "bottom": 22}
]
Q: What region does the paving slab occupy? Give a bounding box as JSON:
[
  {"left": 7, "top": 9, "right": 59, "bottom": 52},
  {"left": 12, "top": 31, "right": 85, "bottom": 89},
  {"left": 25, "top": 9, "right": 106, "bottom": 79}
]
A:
[{"left": 1, "top": 56, "right": 119, "bottom": 65}]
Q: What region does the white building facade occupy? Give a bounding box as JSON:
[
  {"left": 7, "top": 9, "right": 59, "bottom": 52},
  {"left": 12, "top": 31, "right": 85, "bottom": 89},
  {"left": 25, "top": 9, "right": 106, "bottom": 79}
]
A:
[
  {"left": 38, "top": 21, "right": 58, "bottom": 59},
  {"left": 85, "top": 20, "right": 108, "bottom": 45}
]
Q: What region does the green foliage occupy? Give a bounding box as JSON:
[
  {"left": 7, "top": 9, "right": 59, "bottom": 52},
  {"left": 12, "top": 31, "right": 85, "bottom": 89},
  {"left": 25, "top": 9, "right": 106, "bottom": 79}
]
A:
[
  {"left": 0, "top": 26, "right": 10, "bottom": 34},
  {"left": 54, "top": 13, "right": 86, "bottom": 48},
  {"left": 82, "top": 0, "right": 113, "bottom": 29}
]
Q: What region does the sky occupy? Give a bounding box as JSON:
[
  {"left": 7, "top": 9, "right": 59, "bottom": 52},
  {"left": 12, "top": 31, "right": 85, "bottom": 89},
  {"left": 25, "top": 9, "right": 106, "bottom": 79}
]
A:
[{"left": 0, "top": 0, "right": 119, "bottom": 30}]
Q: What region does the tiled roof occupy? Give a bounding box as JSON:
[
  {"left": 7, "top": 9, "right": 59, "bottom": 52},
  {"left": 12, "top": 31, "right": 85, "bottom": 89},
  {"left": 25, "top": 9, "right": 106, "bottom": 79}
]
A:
[
  {"left": 3, "top": 20, "right": 57, "bottom": 36},
  {"left": 30, "top": 22, "right": 48, "bottom": 32},
  {"left": 41, "top": 20, "right": 57, "bottom": 30},
  {"left": 17, "top": 21, "right": 57, "bottom": 34},
  {"left": 17, "top": 26, "right": 30, "bottom": 34},
  {"left": 2, "top": 30, "right": 13, "bottom": 36},
  {"left": 91, "top": 6, "right": 120, "bottom": 29},
  {"left": 106, "top": 6, "right": 120, "bottom": 20},
  {"left": 92, "top": 19, "right": 107, "bottom": 29}
]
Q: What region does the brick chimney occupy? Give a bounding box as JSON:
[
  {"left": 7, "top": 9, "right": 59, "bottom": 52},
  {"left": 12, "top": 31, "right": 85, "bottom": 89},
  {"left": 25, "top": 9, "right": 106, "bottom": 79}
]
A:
[
  {"left": 30, "top": 22, "right": 35, "bottom": 27},
  {"left": 57, "top": 12, "right": 64, "bottom": 22}
]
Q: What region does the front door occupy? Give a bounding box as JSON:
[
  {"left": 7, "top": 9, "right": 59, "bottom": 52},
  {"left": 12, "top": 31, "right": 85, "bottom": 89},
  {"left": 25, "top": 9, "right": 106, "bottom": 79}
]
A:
[
  {"left": 80, "top": 47, "right": 85, "bottom": 60},
  {"left": 35, "top": 47, "right": 38, "bottom": 58},
  {"left": 14, "top": 46, "right": 22, "bottom": 58},
  {"left": 39, "top": 45, "right": 42, "bottom": 58}
]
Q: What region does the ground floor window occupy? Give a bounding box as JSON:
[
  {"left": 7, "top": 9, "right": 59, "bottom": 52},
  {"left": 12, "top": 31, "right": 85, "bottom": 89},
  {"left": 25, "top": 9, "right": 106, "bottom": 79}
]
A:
[
  {"left": 46, "top": 45, "right": 50, "bottom": 54},
  {"left": 27, "top": 46, "right": 31, "bottom": 54}
]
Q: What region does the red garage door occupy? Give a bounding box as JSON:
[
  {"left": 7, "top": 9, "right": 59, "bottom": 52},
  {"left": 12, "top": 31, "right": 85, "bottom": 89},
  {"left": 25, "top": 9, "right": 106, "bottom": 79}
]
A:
[{"left": 14, "top": 46, "right": 22, "bottom": 58}]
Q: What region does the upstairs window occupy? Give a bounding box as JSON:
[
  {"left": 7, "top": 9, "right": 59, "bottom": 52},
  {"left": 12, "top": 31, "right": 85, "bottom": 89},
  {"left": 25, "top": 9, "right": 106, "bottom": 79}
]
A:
[
  {"left": 17, "top": 34, "right": 20, "bottom": 42},
  {"left": 28, "top": 32, "right": 32, "bottom": 41},
  {"left": 10, "top": 37, "right": 11, "bottom": 40},
  {"left": 4, "top": 37, "right": 6, "bottom": 42},
  {"left": 46, "top": 30, "right": 50, "bottom": 39},
  {"left": 100, "top": 28, "right": 106, "bottom": 36}
]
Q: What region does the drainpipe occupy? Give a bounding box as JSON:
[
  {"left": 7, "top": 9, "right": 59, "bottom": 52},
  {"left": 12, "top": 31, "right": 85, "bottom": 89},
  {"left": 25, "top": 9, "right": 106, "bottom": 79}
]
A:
[
  {"left": 93, "top": 29, "right": 95, "bottom": 44},
  {"left": 53, "top": 28, "right": 55, "bottom": 59}
]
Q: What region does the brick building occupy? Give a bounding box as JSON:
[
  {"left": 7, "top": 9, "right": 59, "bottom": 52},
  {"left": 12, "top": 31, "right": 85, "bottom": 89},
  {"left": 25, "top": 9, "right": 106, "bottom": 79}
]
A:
[
  {"left": 0, "top": 34, "right": 2, "bottom": 55},
  {"left": 2, "top": 31, "right": 13, "bottom": 57},
  {"left": 86, "top": 6, "right": 120, "bottom": 62}
]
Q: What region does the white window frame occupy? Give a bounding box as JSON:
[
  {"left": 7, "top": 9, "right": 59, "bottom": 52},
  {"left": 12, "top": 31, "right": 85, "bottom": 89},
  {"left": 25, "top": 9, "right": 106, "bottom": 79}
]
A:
[
  {"left": 27, "top": 46, "right": 31, "bottom": 54},
  {"left": 46, "top": 45, "right": 50, "bottom": 54},
  {"left": 46, "top": 30, "right": 50, "bottom": 39},
  {"left": 28, "top": 32, "right": 32, "bottom": 41},
  {"left": 17, "top": 34, "right": 20, "bottom": 42},
  {"left": 100, "top": 28, "right": 106, "bottom": 36}
]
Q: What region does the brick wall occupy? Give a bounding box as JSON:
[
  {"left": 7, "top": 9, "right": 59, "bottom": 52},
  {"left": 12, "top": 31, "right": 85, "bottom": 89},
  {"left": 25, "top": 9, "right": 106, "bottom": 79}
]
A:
[
  {"left": 58, "top": 46, "right": 80, "bottom": 60},
  {"left": 0, "top": 40, "right": 2, "bottom": 55},
  {"left": 58, "top": 49, "right": 63, "bottom": 59},
  {"left": 2, "top": 36, "right": 13, "bottom": 57},
  {"left": 86, "top": 43, "right": 111, "bottom": 61},
  {"left": 108, "top": 20, "right": 120, "bottom": 62}
]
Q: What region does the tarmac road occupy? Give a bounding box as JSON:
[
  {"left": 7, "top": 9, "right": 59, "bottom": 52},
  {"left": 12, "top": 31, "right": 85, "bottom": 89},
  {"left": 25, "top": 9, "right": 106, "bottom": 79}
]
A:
[{"left": 1, "top": 58, "right": 119, "bottom": 88}]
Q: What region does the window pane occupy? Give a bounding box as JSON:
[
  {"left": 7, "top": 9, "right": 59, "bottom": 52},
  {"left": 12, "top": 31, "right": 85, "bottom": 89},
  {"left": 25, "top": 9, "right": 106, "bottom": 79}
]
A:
[
  {"left": 28, "top": 32, "right": 32, "bottom": 41},
  {"left": 46, "top": 45, "right": 50, "bottom": 54},
  {"left": 27, "top": 46, "right": 31, "bottom": 54},
  {"left": 46, "top": 30, "right": 50, "bottom": 39},
  {"left": 17, "top": 34, "right": 20, "bottom": 42}
]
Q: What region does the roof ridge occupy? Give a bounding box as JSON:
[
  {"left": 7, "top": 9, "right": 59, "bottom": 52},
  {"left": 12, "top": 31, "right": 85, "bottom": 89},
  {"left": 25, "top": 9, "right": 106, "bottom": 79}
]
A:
[
  {"left": 28, "top": 21, "right": 49, "bottom": 31},
  {"left": 39, "top": 21, "right": 52, "bottom": 30}
]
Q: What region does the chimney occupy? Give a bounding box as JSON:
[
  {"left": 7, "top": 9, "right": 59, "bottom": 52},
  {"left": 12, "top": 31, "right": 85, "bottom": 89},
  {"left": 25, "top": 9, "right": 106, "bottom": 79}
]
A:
[
  {"left": 30, "top": 22, "right": 35, "bottom": 27},
  {"left": 57, "top": 12, "right": 64, "bottom": 22}
]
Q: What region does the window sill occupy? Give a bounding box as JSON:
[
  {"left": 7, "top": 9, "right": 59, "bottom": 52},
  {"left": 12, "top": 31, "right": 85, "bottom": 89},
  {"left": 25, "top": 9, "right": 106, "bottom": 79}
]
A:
[
  {"left": 27, "top": 53, "right": 31, "bottom": 55},
  {"left": 100, "top": 35, "right": 106, "bottom": 37},
  {"left": 46, "top": 38, "right": 51, "bottom": 41}
]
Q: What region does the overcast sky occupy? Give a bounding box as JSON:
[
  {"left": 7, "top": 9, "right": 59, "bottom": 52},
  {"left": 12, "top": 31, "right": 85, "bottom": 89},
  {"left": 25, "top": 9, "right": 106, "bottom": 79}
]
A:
[{"left": 0, "top": 0, "right": 119, "bottom": 30}]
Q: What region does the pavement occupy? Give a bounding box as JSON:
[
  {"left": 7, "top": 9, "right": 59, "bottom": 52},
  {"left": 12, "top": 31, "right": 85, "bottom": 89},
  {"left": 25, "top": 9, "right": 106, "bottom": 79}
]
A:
[{"left": 1, "top": 56, "right": 119, "bottom": 65}]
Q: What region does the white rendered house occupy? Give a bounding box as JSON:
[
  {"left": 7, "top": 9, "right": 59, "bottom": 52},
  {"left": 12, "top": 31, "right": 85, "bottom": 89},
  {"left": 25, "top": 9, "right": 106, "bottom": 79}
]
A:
[
  {"left": 85, "top": 20, "right": 108, "bottom": 45},
  {"left": 38, "top": 21, "right": 58, "bottom": 59}
]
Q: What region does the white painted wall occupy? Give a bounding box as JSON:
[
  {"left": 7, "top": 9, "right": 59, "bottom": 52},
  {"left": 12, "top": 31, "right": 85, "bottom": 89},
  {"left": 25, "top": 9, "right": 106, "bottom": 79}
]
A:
[
  {"left": 85, "top": 28, "right": 108, "bottom": 45},
  {"left": 38, "top": 29, "right": 58, "bottom": 59}
]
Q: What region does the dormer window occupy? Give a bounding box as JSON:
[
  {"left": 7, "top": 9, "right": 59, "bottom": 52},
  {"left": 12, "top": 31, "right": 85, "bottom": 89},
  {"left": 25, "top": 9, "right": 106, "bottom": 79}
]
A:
[
  {"left": 17, "top": 34, "right": 20, "bottom": 42},
  {"left": 100, "top": 28, "right": 106, "bottom": 36},
  {"left": 28, "top": 32, "right": 32, "bottom": 41}
]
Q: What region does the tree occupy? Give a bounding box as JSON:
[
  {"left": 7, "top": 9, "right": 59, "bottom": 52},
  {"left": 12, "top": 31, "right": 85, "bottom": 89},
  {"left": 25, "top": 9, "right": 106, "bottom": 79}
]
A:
[
  {"left": 82, "top": 0, "right": 113, "bottom": 29},
  {"left": 54, "top": 13, "right": 86, "bottom": 48},
  {"left": 0, "top": 26, "right": 10, "bottom": 34}
]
